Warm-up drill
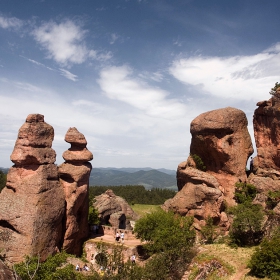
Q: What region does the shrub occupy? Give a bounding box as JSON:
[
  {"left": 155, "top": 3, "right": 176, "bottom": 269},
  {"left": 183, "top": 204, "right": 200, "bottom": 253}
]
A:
[
  {"left": 228, "top": 202, "right": 264, "bottom": 246},
  {"left": 249, "top": 228, "right": 280, "bottom": 279},
  {"left": 200, "top": 217, "right": 218, "bottom": 244},
  {"left": 190, "top": 154, "right": 206, "bottom": 171},
  {"left": 234, "top": 182, "right": 257, "bottom": 204}
]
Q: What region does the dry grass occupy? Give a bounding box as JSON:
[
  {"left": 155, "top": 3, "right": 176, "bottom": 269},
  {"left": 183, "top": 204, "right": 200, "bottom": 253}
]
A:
[{"left": 193, "top": 243, "right": 270, "bottom": 280}]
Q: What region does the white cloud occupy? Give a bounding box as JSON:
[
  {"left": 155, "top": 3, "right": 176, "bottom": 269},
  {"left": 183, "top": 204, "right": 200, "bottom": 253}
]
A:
[
  {"left": 169, "top": 44, "right": 280, "bottom": 101},
  {"left": 0, "top": 16, "right": 23, "bottom": 29},
  {"left": 32, "top": 20, "right": 111, "bottom": 66},
  {"left": 110, "top": 33, "right": 119, "bottom": 44},
  {"left": 59, "top": 68, "right": 78, "bottom": 81},
  {"left": 98, "top": 65, "right": 187, "bottom": 119}
]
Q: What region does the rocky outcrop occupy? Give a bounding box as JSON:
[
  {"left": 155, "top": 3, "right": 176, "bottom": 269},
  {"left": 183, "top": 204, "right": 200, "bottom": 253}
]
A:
[
  {"left": 59, "top": 127, "right": 93, "bottom": 255},
  {"left": 189, "top": 107, "right": 253, "bottom": 199},
  {"left": 0, "top": 114, "right": 65, "bottom": 263},
  {"left": 253, "top": 96, "right": 280, "bottom": 171},
  {"left": 93, "top": 189, "right": 138, "bottom": 230},
  {"left": 164, "top": 107, "right": 253, "bottom": 228},
  {"left": 248, "top": 95, "right": 280, "bottom": 212}
]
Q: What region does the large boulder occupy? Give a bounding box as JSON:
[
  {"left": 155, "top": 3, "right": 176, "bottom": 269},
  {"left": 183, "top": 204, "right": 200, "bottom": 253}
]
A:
[
  {"left": 164, "top": 107, "right": 253, "bottom": 228},
  {"left": 189, "top": 107, "right": 253, "bottom": 204},
  {"left": 59, "top": 127, "right": 93, "bottom": 255},
  {"left": 0, "top": 114, "right": 65, "bottom": 263},
  {"left": 93, "top": 189, "right": 138, "bottom": 230}
]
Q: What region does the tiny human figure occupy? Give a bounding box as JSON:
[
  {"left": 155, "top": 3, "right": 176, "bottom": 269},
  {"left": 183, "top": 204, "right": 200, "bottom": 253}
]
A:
[
  {"left": 250, "top": 157, "right": 253, "bottom": 171},
  {"left": 115, "top": 231, "right": 120, "bottom": 242},
  {"left": 131, "top": 254, "right": 136, "bottom": 264},
  {"left": 83, "top": 264, "right": 89, "bottom": 271},
  {"left": 76, "top": 264, "right": 80, "bottom": 271},
  {"left": 96, "top": 224, "right": 99, "bottom": 234},
  {"left": 120, "top": 231, "right": 124, "bottom": 243}
]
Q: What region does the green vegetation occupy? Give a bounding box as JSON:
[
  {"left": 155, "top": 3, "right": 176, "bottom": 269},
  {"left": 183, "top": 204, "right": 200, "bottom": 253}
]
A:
[
  {"left": 234, "top": 182, "right": 257, "bottom": 204},
  {"left": 89, "top": 185, "right": 176, "bottom": 205},
  {"left": 200, "top": 217, "right": 218, "bottom": 244},
  {"left": 269, "top": 82, "right": 280, "bottom": 96},
  {"left": 0, "top": 170, "right": 7, "bottom": 193},
  {"left": 14, "top": 251, "right": 80, "bottom": 280},
  {"left": 88, "top": 206, "right": 99, "bottom": 225},
  {"left": 249, "top": 228, "right": 280, "bottom": 279},
  {"left": 228, "top": 182, "right": 264, "bottom": 247},
  {"left": 134, "top": 208, "right": 196, "bottom": 279},
  {"left": 228, "top": 202, "right": 264, "bottom": 246},
  {"left": 267, "top": 190, "right": 280, "bottom": 209},
  {"left": 190, "top": 153, "right": 206, "bottom": 171}
]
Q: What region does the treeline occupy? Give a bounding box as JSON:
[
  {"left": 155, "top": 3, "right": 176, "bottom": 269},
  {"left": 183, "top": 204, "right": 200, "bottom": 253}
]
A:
[{"left": 89, "top": 185, "right": 176, "bottom": 205}]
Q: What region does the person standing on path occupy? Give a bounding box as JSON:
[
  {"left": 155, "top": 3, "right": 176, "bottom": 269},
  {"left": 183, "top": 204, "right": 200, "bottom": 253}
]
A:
[
  {"left": 120, "top": 231, "right": 124, "bottom": 243},
  {"left": 115, "top": 231, "right": 120, "bottom": 242}
]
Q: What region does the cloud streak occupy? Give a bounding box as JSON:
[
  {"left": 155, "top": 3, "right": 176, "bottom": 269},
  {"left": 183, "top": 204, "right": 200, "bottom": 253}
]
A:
[{"left": 169, "top": 44, "right": 280, "bottom": 101}]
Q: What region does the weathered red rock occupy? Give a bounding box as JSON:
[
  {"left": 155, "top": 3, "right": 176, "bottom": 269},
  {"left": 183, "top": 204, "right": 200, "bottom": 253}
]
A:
[
  {"left": 0, "top": 114, "right": 65, "bottom": 263},
  {"left": 253, "top": 96, "right": 280, "bottom": 171},
  {"left": 189, "top": 107, "right": 253, "bottom": 204},
  {"left": 93, "top": 189, "right": 138, "bottom": 229},
  {"left": 164, "top": 107, "right": 253, "bottom": 228},
  {"left": 59, "top": 127, "right": 93, "bottom": 255}
]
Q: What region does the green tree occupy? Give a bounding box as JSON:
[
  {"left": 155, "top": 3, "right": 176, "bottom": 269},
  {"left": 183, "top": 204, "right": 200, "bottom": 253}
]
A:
[
  {"left": 0, "top": 170, "right": 7, "bottom": 193},
  {"left": 249, "top": 228, "right": 280, "bottom": 279},
  {"left": 134, "top": 209, "right": 196, "bottom": 279},
  {"left": 88, "top": 206, "right": 99, "bottom": 225},
  {"left": 228, "top": 202, "right": 264, "bottom": 246},
  {"left": 269, "top": 82, "right": 280, "bottom": 96},
  {"left": 14, "top": 251, "right": 82, "bottom": 280}
]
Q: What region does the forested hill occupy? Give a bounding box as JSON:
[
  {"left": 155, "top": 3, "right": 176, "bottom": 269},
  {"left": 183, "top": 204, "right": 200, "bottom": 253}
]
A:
[{"left": 89, "top": 168, "right": 177, "bottom": 189}]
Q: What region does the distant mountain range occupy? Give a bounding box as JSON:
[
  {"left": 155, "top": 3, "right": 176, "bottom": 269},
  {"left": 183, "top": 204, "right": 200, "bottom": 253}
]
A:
[
  {"left": 90, "top": 168, "right": 177, "bottom": 190},
  {"left": 0, "top": 167, "right": 177, "bottom": 190}
]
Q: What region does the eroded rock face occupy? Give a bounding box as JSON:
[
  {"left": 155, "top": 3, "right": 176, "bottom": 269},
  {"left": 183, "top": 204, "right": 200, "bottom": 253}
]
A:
[
  {"left": 59, "top": 127, "right": 93, "bottom": 255},
  {"left": 0, "top": 114, "right": 65, "bottom": 263},
  {"left": 253, "top": 96, "right": 280, "bottom": 171},
  {"left": 164, "top": 107, "right": 253, "bottom": 228},
  {"left": 93, "top": 189, "right": 138, "bottom": 230},
  {"left": 248, "top": 96, "right": 280, "bottom": 212},
  {"left": 189, "top": 107, "right": 253, "bottom": 205}
]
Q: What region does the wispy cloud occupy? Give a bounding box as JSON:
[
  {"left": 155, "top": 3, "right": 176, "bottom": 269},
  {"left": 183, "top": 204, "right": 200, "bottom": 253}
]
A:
[
  {"left": 98, "top": 65, "right": 187, "bottom": 119},
  {"left": 110, "top": 33, "right": 119, "bottom": 44},
  {"left": 59, "top": 68, "right": 78, "bottom": 81},
  {"left": 32, "top": 20, "right": 112, "bottom": 66},
  {"left": 0, "top": 15, "right": 23, "bottom": 30},
  {"left": 169, "top": 44, "right": 280, "bottom": 101}
]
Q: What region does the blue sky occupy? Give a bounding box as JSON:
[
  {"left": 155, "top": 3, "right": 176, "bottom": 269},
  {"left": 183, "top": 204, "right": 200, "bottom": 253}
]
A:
[{"left": 0, "top": 0, "right": 280, "bottom": 170}]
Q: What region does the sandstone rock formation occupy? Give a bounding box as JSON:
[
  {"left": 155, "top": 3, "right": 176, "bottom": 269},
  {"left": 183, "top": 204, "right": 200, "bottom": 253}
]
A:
[
  {"left": 0, "top": 114, "right": 65, "bottom": 263},
  {"left": 59, "top": 127, "right": 93, "bottom": 255},
  {"left": 248, "top": 95, "right": 280, "bottom": 212},
  {"left": 93, "top": 189, "right": 138, "bottom": 230},
  {"left": 164, "top": 107, "right": 253, "bottom": 229}
]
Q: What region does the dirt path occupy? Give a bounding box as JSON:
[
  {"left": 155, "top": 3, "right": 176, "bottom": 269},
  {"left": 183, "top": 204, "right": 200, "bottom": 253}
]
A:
[{"left": 89, "top": 234, "right": 142, "bottom": 247}]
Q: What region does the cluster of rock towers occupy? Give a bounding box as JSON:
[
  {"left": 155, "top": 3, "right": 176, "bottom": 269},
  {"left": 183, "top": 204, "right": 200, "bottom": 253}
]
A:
[
  {"left": 164, "top": 94, "right": 280, "bottom": 233},
  {"left": 0, "top": 114, "right": 93, "bottom": 263}
]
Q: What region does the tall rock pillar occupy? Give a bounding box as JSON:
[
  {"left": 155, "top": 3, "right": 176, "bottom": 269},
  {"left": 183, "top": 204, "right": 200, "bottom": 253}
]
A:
[
  {"left": 59, "top": 127, "right": 93, "bottom": 255},
  {"left": 0, "top": 114, "right": 65, "bottom": 263}
]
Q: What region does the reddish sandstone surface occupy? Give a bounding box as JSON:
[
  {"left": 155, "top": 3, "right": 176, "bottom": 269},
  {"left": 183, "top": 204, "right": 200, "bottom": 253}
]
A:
[
  {"left": 59, "top": 127, "right": 93, "bottom": 255},
  {"left": 164, "top": 107, "right": 253, "bottom": 228},
  {"left": 0, "top": 114, "right": 65, "bottom": 263},
  {"left": 93, "top": 189, "right": 138, "bottom": 230}
]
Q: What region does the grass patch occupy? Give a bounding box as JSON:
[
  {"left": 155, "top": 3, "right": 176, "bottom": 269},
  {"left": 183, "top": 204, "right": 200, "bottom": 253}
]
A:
[{"left": 131, "top": 204, "right": 161, "bottom": 218}]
